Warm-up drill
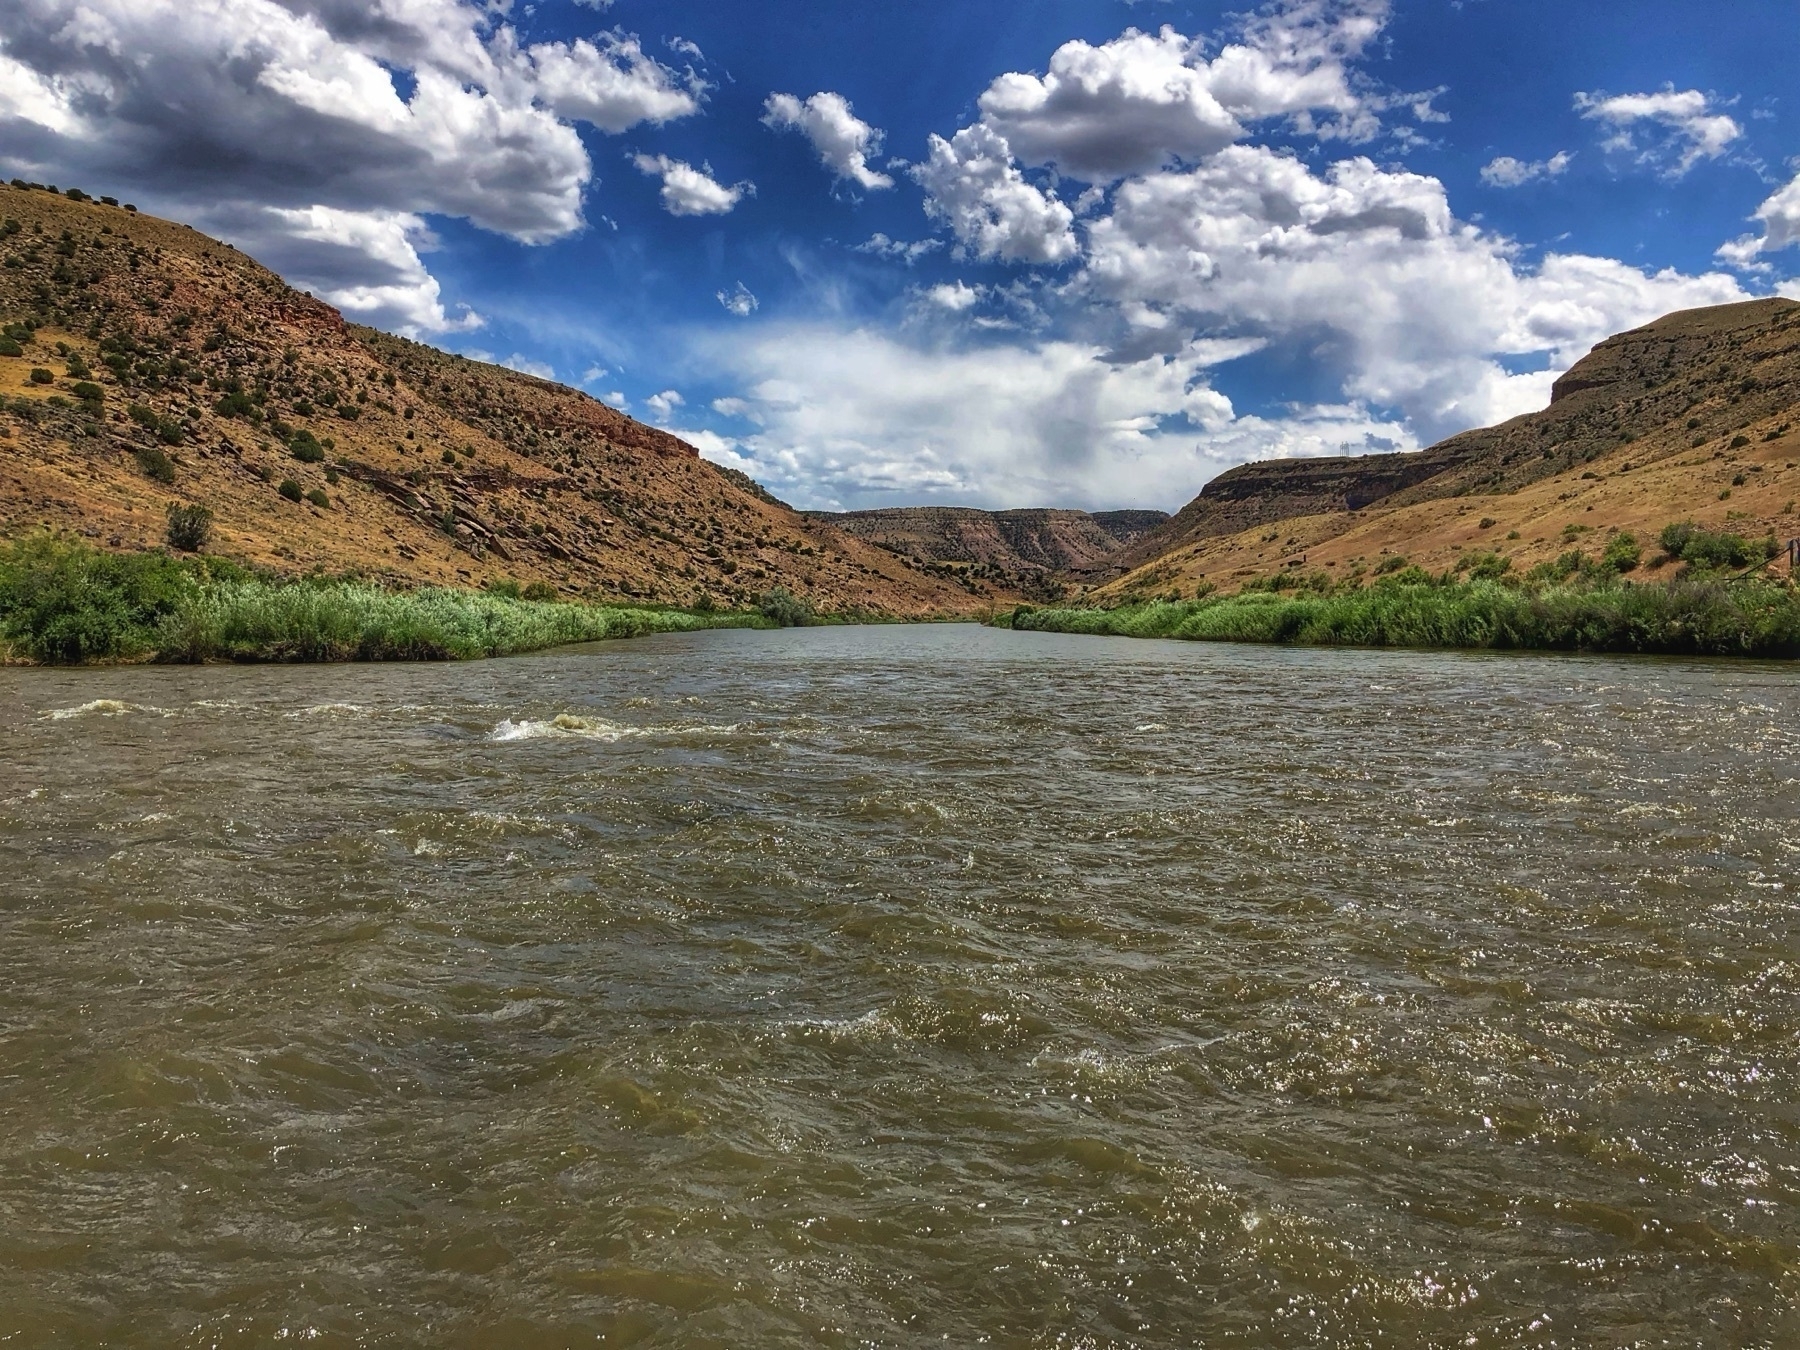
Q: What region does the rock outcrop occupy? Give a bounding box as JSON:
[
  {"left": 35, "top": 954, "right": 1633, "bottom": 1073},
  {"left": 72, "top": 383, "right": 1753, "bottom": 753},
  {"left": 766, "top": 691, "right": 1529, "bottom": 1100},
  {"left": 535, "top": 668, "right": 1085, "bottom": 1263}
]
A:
[
  {"left": 1104, "top": 298, "right": 1800, "bottom": 582},
  {"left": 809, "top": 506, "right": 1169, "bottom": 596}
]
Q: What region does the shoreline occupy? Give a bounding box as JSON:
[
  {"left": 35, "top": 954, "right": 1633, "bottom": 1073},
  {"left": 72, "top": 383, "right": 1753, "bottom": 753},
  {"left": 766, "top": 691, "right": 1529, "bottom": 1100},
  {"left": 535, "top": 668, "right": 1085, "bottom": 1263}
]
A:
[
  {"left": 995, "top": 574, "right": 1800, "bottom": 660},
  {"left": 1, "top": 535, "right": 791, "bottom": 667}
]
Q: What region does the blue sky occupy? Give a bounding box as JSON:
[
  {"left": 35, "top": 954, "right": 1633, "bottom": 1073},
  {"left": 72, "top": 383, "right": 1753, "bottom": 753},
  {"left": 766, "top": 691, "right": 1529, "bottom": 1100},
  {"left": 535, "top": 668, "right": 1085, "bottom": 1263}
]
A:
[{"left": 3, "top": 0, "right": 1798, "bottom": 510}]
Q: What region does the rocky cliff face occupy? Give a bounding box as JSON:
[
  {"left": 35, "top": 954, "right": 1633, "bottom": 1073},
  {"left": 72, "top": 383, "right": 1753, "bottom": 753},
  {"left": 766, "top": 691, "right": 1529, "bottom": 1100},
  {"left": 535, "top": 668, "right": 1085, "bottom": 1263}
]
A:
[
  {"left": 1107, "top": 298, "right": 1800, "bottom": 579},
  {"left": 0, "top": 184, "right": 982, "bottom": 615}
]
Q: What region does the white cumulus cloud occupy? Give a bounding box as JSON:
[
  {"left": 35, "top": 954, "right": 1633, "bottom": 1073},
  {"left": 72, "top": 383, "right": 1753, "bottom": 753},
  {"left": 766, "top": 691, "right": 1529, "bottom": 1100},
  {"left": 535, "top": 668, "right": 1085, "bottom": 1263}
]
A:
[
  {"left": 923, "top": 282, "right": 983, "bottom": 312},
  {"left": 1480, "top": 151, "right": 1573, "bottom": 188},
  {"left": 911, "top": 2, "right": 1426, "bottom": 265},
  {"left": 632, "top": 153, "right": 753, "bottom": 216},
  {"left": 1576, "top": 87, "right": 1742, "bottom": 177},
  {"left": 681, "top": 327, "right": 1251, "bottom": 511},
  {"left": 1718, "top": 171, "right": 1800, "bottom": 269},
  {"left": 762, "top": 91, "right": 894, "bottom": 190},
  {"left": 0, "top": 0, "right": 703, "bottom": 331},
  {"left": 912, "top": 124, "right": 1078, "bottom": 264},
  {"left": 644, "top": 389, "right": 684, "bottom": 421},
  {"left": 201, "top": 203, "right": 480, "bottom": 336},
  {"left": 677, "top": 1, "right": 1760, "bottom": 514},
  {"left": 1081, "top": 145, "right": 1747, "bottom": 439},
  {"left": 528, "top": 32, "right": 703, "bottom": 134}
]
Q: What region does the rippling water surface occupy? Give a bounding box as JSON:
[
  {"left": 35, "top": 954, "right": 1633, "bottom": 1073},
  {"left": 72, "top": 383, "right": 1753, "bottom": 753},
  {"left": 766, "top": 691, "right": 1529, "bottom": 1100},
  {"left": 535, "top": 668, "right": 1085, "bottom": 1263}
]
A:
[{"left": 2, "top": 625, "right": 1797, "bottom": 1347}]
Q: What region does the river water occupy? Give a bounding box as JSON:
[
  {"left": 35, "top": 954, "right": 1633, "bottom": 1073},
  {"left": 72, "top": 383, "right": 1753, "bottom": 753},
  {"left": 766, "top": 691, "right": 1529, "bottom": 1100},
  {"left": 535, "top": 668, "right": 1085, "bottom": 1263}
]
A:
[{"left": 1, "top": 625, "right": 1796, "bottom": 1347}]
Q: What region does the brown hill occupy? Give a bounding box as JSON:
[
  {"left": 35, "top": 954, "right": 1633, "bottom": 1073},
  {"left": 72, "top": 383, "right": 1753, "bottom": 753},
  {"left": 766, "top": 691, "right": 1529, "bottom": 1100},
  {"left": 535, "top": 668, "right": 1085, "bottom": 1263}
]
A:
[
  {"left": 1098, "top": 299, "right": 1800, "bottom": 598},
  {"left": 0, "top": 183, "right": 985, "bottom": 616},
  {"left": 808, "top": 505, "right": 1168, "bottom": 598}
]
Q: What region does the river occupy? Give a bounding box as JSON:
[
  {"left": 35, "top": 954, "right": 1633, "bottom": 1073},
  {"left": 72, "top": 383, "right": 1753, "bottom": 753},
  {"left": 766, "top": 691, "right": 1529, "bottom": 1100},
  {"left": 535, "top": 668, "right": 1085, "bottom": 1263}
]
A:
[{"left": 1, "top": 624, "right": 1796, "bottom": 1346}]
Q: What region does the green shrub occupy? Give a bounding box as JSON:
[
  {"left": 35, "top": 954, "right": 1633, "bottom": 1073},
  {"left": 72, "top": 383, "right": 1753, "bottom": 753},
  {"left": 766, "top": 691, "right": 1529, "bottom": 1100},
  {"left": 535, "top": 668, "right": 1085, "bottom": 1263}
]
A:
[
  {"left": 127, "top": 401, "right": 183, "bottom": 445},
  {"left": 1602, "top": 531, "right": 1642, "bottom": 573},
  {"left": 1658, "top": 520, "right": 1775, "bottom": 570},
  {"left": 0, "top": 534, "right": 192, "bottom": 663},
  {"left": 485, "top": 579, "right": 523, "bottom": 599},
  {"left": 28, "top": 367, "right": 53, "bottom": 384},
  {"left": 134, "top": 444, "right": 175, "bottom": 484},
  {"left": 1377, "top": 564, "right": 1435, "bottom": 587},
  {"left": 278, "top": 479, "right": 303, "bottom": 503},
  {"left": 213, "top": 390, "right": 256, "bottom": 419},
  {"left": 1373, "top": 554, "right": 1409, "bottom": 575},
  {"left": 70, "top": 380, "right": 103, "bottom": 403},
  {"left": 1459, "top": 551, "right": 1512, "bottom": 582},
  {"left": 522, "top": 581, "right": 557, "bottom": 602},
  {"left": 441, "top": 448, "right": 457, "bottom": 465},
  {"left": 289, "top": 429, "right": 325, "bottom": 463},
  {"left": 165, "top": 503, "right": 213, "bottom": 552},
  {"left": 305, "top": 488, "right": 330, "bottom": 509},
  {"left": 0, "top": 338, "right": 21, "bottom": 358},
  {"left": 759, "top": 585, "right": 813, "bottom": 627}
]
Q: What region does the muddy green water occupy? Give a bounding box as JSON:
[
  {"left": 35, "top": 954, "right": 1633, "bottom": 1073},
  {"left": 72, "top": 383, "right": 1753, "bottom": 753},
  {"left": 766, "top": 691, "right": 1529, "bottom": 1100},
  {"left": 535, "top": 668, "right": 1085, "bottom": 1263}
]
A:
[{"left": 1, "top": 625, "right": 1797, "bottom": 1347}]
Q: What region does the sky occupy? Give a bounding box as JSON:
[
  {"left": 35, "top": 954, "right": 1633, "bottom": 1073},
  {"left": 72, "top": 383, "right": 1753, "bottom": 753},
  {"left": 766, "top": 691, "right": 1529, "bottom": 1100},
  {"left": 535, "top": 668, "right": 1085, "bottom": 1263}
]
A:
[{"left": 3, "top": 1, "right": 1799, "bottom": 513}]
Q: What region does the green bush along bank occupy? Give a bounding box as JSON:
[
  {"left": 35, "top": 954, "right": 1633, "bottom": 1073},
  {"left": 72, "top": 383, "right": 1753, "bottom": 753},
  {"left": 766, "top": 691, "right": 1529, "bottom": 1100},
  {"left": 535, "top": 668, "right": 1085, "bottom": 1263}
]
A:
[
  {"left": 999, "top": 532, "right": 1800, "bottom": 659},
  {"left": 0, "top": 535, "right": 763, "bottom": 664}
]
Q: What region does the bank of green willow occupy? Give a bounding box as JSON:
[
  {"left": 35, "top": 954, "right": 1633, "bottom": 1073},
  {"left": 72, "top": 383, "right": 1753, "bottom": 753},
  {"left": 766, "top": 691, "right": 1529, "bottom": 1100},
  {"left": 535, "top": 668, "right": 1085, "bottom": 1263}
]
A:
[
  {"left": 0, "top": 536, "right": 763, "bottom": 664},
  {"left": 1001, "top": 577, "right": 1800, "bottom": 659}
]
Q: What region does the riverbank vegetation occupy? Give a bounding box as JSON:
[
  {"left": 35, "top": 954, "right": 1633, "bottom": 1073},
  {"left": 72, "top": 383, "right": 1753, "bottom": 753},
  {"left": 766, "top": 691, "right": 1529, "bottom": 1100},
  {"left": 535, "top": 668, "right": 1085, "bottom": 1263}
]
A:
[
  {"left": 999, "top": 525, "right": 1800, "bottom": 659},
  {"left": 0, "top": 535, "right": 765, "bottom": 664}
]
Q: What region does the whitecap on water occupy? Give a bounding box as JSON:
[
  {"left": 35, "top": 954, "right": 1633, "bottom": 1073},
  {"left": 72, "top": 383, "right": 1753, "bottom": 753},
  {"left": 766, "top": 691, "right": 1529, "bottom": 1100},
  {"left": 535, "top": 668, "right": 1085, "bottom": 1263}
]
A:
[
  {"left": 489, "top": 714, "right": 647, "bottom": 743},
  {"left": 41, "top": 699, "right": 168, "bottom": 721},
  {"left": 488, "top": 713, "right": 750, "bottom": 744}
]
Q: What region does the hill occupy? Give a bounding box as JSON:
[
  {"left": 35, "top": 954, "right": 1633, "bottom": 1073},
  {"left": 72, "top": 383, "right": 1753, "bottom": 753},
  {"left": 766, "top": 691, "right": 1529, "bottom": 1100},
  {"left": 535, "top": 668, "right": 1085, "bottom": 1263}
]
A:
[
  {"left": 1097, "top": 299, "right": 1800, "bottom": 598},
  {"left": 0, "top": 183, "right": 984, "bottom": 616},
  {"left": 807, "top": 506, "right": 1168, "bottom": 599}
]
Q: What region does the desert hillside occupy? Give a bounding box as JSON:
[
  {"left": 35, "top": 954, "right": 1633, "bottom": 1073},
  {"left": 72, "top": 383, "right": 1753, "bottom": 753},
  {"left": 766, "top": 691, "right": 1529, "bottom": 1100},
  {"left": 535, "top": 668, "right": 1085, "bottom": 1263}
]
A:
[
  {"left": 0, "top": 183, "right": 985, "bottom": 616},
  {"left": 807, "top": 506, "right": 1167, "bottom": 598},
  {"left": 1098, "top": 299, "right": 1800, "bottom": 598}
]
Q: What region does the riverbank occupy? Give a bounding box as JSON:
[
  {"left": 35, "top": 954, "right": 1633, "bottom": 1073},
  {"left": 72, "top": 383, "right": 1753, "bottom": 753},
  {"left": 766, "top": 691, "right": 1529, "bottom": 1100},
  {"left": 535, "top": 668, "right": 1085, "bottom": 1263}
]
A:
[
  {"left": 0, "top": 535, "right": 770, "bottom": 665},
  {"left": 998, "top": 574, "right": 1800, "bottom": 658}
]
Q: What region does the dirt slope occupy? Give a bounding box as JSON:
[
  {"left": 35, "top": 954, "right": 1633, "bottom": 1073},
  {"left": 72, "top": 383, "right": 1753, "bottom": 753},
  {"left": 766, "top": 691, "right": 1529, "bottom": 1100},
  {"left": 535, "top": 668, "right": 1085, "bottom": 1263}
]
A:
[
  {"left": 1099, "top": 299, "right": 1800, "bottom": 597},
  {"left": 809, "top": 506, "right": 1169, "bottom": 599},
  {"left": 0, "top": 183, "right": 985, "bottom": 615}
]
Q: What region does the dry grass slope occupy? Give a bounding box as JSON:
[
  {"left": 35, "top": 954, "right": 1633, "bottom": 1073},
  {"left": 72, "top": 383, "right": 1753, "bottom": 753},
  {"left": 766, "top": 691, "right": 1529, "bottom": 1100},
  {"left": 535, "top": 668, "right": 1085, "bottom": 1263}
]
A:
[
  {"left": 0, "top": 184, "right": 988, "bottom": 617},
  {"left": 1099, "top": 299, "right": 1800, "bottom": 600}
]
